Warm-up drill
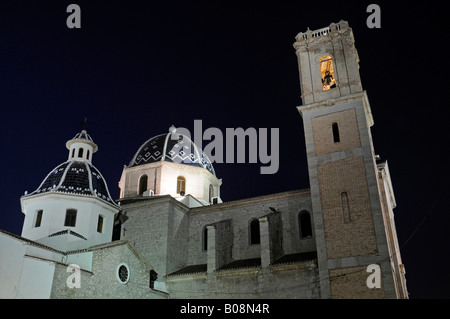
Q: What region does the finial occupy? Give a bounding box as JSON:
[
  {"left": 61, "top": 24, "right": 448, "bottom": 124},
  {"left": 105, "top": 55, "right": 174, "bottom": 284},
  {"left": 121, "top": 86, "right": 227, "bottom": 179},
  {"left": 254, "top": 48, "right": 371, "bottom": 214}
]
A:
[{"left": 169, "top": 125, "right": 177, "bottom": 133}]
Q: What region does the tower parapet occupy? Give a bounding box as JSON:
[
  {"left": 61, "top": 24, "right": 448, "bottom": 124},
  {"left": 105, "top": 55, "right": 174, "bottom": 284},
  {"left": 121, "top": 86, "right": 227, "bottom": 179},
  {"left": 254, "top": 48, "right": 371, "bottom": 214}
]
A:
[{"left": 293, "top": 20, "right": 362, "bottom": 106}]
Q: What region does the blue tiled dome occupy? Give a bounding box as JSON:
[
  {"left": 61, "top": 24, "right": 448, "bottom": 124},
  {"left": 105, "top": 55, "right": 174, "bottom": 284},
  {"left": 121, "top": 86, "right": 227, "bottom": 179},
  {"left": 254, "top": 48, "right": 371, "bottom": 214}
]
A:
[
  {"left": 24, "top": 160, "right": 117, "bottom": 205},
  {"left": 128, "top": 126, "right": 216, "bottom": 176}
]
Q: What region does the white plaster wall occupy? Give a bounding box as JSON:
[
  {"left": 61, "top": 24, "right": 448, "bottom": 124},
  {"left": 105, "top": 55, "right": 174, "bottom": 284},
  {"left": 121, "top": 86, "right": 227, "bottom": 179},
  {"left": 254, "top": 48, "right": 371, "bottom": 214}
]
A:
[
  {"left": 21, "top": 193, "right": 117, "bottom": 251},
  {"left": 67, "top": 141, "right": 95, "bottom": 163},
  {"left": 120, "top": 161, "right": 221, "bottom": 204},
  {"left": 18, "top": 257, "right": 55, "bottom": 298},
  {"left": 0, "top": 232, "right": 56, "bottom": 298}
]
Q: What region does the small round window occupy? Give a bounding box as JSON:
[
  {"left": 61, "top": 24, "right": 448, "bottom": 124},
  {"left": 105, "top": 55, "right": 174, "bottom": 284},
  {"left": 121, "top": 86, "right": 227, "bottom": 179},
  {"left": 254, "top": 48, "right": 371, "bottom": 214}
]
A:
[{"left": 116, "top": 263, "right": 130, "bottom": 284}]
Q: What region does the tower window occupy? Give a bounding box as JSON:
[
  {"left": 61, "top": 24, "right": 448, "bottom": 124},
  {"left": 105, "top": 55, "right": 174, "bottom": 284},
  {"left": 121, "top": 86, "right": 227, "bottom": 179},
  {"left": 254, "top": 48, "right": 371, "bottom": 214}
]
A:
[
  {"left": 177, "top": 176, "right": 186, "bottom": 194},
  {"left": 64, "top": 209, "right": 77, "bottom": 227},
  {"left": 87, "top": 149, "right": 90, "bottom": 161},
  {"left": 332, "top": 122, "right": 340, "bottom": 143},
  {"left": 299, "top": 211, "right": 313, "bottom": 238},
  {"left": 138, "top": 174, "right": 148, "bottom": 195},
  {"left": 35, "top": 210, "right": 43, "bottom": 228},
  {"left": 97, "top": 215, "right": 104, "bottom": 233},
  {"left": 341, "top": 192, "right": 351, "bottom": 223},
  {"left": 71, "top": 148, "right": 75, "bottom": 158},
  {"left": 249, "top": 218, "right": 260, "bottom": 245},
  {"left": 320, "top": 54, "right": 336, "bottom": 90},
  {"left": 78, "top": 148, "right": 84, "bottom": 158}
]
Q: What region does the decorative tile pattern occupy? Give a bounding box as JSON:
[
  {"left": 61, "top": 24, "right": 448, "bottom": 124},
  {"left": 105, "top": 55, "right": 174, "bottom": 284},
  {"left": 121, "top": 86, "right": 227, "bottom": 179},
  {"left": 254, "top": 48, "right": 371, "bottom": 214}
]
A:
[
  {"left": 128, "top": 132, "right": 216, "bottom": 176},
  {"left": 48, "top": 229, "right": 87, "bottom": 240},
  {"left": 25, "top": 160, "right": 117, "bottom": 205}
]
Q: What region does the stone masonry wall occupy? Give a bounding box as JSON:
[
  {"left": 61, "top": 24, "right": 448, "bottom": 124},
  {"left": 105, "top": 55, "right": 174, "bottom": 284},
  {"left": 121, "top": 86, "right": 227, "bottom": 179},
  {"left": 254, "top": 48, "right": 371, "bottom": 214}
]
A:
[
  {"left": 312, "top": 109, "right": 361, "bottom": 156},
  {"left": 50, "top": 242, "right": 167, "bottom": 299},
  {"left": 187, "top": 190, "right": 315, "bottom": 267},
  {"left": 166, "top": 261, "right": 320, "bottom": 299},
  {"left": 329, "top": 266, "right": 386, "bottom": 299},
  {"left": 120, "top": 198, "right": 190, "bottom": 276},
  {"left": 317, "top": 156, "right": 378, "bottom": 259}
]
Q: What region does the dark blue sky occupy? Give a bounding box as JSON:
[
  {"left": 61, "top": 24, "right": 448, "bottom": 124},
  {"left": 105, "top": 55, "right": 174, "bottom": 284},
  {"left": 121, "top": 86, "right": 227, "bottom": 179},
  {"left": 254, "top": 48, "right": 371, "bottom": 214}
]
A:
[{"left": 0, "top": 1, "right": 448, "bottom": 298}]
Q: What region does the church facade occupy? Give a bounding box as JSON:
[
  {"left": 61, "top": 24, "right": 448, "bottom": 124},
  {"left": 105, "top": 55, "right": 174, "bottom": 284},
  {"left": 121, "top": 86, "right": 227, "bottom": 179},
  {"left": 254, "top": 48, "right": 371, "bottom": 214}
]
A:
[{"left": 0, "top": 20, "right": 408, "bottom": 299}]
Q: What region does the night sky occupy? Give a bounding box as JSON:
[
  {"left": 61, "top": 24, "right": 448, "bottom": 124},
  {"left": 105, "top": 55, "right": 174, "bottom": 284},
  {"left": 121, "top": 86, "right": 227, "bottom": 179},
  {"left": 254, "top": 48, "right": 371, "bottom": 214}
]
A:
[{"left": 0, "top": 1, "right": 448, "bottom": 299}]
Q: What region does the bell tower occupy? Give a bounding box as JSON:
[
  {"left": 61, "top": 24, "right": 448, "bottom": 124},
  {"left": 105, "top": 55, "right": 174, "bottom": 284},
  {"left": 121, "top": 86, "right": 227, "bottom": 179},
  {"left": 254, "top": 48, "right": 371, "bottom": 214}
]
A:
[{"left": 294, "top": 21, "right": 407, "bottom": 298}]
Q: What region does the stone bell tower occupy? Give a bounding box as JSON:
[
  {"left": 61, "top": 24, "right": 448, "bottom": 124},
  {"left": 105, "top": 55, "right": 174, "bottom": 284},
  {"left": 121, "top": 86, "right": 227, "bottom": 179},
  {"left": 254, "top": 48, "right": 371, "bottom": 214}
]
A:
[{"left": 294, "top": 21, "right": 407, "bottom": 298}]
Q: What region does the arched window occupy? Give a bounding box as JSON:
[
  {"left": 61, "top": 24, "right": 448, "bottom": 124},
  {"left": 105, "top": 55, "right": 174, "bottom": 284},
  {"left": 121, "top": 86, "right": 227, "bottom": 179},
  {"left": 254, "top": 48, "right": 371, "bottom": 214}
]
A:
[
  {"left": 138, "top": 174, "right": 148, "bottom": 195},
  {"left": 299, "top": 211, "right": 313, "bottom": 238},
  {"left": 341, "top": 192, "right": 351, "bottom": 223},
  {"left": 249, "top": 218, "right": 260, "bottom": 245},
  {"left": 87, "top": 149, "right": 90, "bottom": 161},
  {"left": 202, "top": 226, "right": 208, "bottom": 251},
  {"left": 177, "top": 176, "right": 186, "bottom": 194},
  {"left": 78, "top": 148, "right": 84, "bottom": 158},
  {"left": 332, "top": 122, "right": 340, "bottom": 143},
  {"left": 71, "top": 148, "right": 75, "bottom": 158},
  {"left": 320, "top": 54, "right": 336, "bottom": 90}
]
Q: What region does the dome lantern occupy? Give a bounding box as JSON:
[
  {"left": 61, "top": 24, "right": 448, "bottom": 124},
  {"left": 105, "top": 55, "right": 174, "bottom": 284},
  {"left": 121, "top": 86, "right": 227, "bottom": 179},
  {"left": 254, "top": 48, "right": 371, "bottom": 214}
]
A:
[{"left": 66, "top": 130, "right": 98, "bottom": 164}]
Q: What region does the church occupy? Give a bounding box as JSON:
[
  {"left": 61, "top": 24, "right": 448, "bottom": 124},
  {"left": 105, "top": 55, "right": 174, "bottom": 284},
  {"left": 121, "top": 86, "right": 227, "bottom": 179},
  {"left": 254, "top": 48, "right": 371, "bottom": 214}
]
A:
[{"left": 0, "top": 21, "right": 408, "bottom": 299}]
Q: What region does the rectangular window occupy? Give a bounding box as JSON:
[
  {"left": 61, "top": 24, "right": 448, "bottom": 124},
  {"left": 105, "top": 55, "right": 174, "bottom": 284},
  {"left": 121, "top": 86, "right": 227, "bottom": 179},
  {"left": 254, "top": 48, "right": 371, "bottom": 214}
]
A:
[
  {"left": 177, "top": 176, "right": 186, "bottom": 194},
  {"left": 97, "top": 215, "right": 104, "bottom": 233},
  {"left": 64, "top": 209, "right": 77, "bottom": 227},
  {"left": 35, "top": 210, "right": 43, "bottom": 228}
]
